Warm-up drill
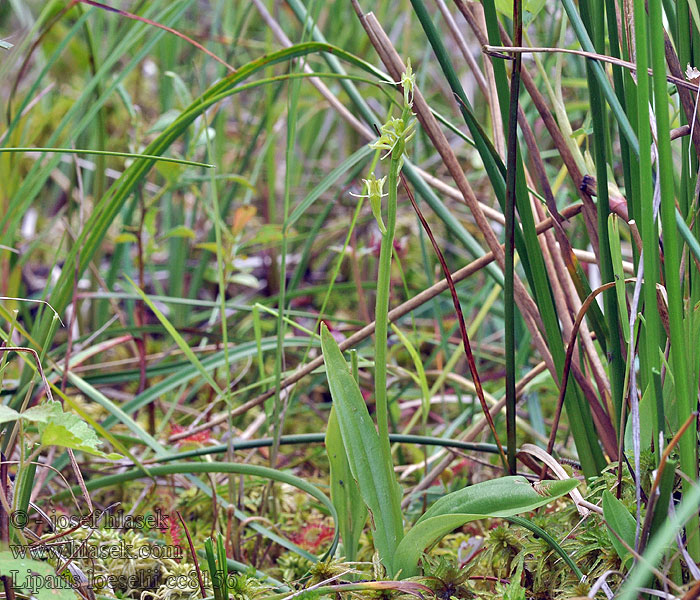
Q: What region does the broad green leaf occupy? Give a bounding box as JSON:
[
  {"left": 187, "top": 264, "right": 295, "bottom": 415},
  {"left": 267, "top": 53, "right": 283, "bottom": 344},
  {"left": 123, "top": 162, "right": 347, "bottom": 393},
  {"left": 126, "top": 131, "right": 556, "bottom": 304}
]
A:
[
  {"left": 320, "top": 324, "right": 404, "bottom": 575},
  {"left": 494, "top": 0, "right": 546, "bottom": 26},
  {"left": 602, "top": 490, "right": 636, "bottom": 562},
  {"left": 326, "top": 406, "right": 367, "bottom": 561},
  {"left": 0, "top": 405, "right": 20, "bottom": 423},
  {"left": 22, "top": 401, "right": 122, "bottom": 460},
  {"left": 114, "top": 232, "right": 138, "bottom": 244},
  {"left": 416, "top": 476, "right": 578, "bottom": 524},
  {"left": 162, "top": 225, "right": 196, "bottom": 240},
  {"left": 39, "top": 421, "right": 120, "bottom": 460},
  {"left": 395, "top": 477, "right": 579, "bottom": 576},
  {"left": 21, "top": 401, "right": 65, "bottom": 423},
  {"left": 0, "top": 401, "right": 123, "bottom": 460},
  {"left": 0, "top": 550, "right": 76, "bottom": 600}
]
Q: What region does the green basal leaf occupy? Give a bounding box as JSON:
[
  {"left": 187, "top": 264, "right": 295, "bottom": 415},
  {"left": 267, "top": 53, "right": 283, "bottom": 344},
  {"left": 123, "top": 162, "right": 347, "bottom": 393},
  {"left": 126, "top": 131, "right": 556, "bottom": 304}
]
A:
[
  {"left": 326, "top": 406, "right": 367, "bottom": 562},
  {"left": 602, "top": 490, "right": 636, "bottom": 562},
  {"left": 320, "top": 323, "right": 404, "bottom": 576},
  {"left": 0, "top": 551, "right": 77, "bottom": 600},
  {"left": 395, "top": 477, "right": 579, "bottom": 577}
]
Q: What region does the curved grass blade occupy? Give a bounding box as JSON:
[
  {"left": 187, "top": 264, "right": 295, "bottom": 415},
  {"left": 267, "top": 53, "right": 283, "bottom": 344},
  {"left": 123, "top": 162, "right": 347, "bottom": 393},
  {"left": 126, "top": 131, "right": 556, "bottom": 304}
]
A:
[
  {"left": 53, "top": 461, "right": 339, "bottom": 561},
  {"left": 0, "top": 147, "right": 213, "bottom": 168},
  {"left": 126, "top": 275, "right": 222, "bottom": 396},
  {"left": 34, "top": 42, "right": 393, "bottom": 342},
  {"left": 505, "top": 516, "right": 583, "bottom": 580}
]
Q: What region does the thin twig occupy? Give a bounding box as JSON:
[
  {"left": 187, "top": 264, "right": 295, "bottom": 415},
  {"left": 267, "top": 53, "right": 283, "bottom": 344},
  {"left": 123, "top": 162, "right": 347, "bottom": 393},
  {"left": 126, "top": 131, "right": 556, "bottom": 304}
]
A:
[
  {"left": 545, "top": 280, "right": 635, "bottom": 460},
  {"left": 482, "top": 44, "right": 700, "bottom": 92},
  {"left": 177, "top": 510, "right": 207, "bottom": 598},
  {"left": 399, "top": 171, "right": 508, "bottom": 469},
  {"left": 503, "top": 0, "right": 523, "bottom": 475}
]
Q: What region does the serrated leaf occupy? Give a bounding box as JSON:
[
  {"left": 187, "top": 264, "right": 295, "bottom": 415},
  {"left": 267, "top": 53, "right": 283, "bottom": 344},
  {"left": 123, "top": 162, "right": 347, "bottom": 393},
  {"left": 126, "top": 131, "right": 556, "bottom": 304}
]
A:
[
  {"left": 39, "top": 421, "right": 119, "bottom": 459},
  {"left": 0, "top": 405, "right": 20, "bottom": 423},
  {"left": 21, "top": 401, "right": 122, "bottom": 459},
  {"left": 21, "top": 401, "right": 64, "bottom": 423}
]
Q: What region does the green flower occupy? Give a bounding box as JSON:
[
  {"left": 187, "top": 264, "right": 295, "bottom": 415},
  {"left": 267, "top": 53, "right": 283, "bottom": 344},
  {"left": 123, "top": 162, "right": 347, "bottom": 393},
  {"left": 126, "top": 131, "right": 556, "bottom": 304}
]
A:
[
  {"left": 401, "top": 58, "right": 416, "bottom": 107},
  {"left": 369, "top": 115, "right": 416, "bottom": 171},
  {"left": 351, "top": 172, "right": 388, "bottom": 233}
]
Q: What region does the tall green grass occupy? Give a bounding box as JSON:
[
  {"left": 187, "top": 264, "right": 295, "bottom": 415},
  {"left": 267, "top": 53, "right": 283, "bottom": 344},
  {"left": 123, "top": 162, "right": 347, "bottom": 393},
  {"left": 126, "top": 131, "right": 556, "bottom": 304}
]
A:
[{"left": 2, "top": 0, "right": 700, "bottom": 596}]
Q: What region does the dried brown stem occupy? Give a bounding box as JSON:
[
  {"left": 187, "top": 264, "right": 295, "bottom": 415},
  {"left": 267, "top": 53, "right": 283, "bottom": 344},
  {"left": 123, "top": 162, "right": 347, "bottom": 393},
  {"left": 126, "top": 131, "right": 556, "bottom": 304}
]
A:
[
  {"left": 355, "top": 8, "right": 557, "bottom": 379},
  {"left": 399, "top": 170, "right": 508, "bottom": 469}
]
